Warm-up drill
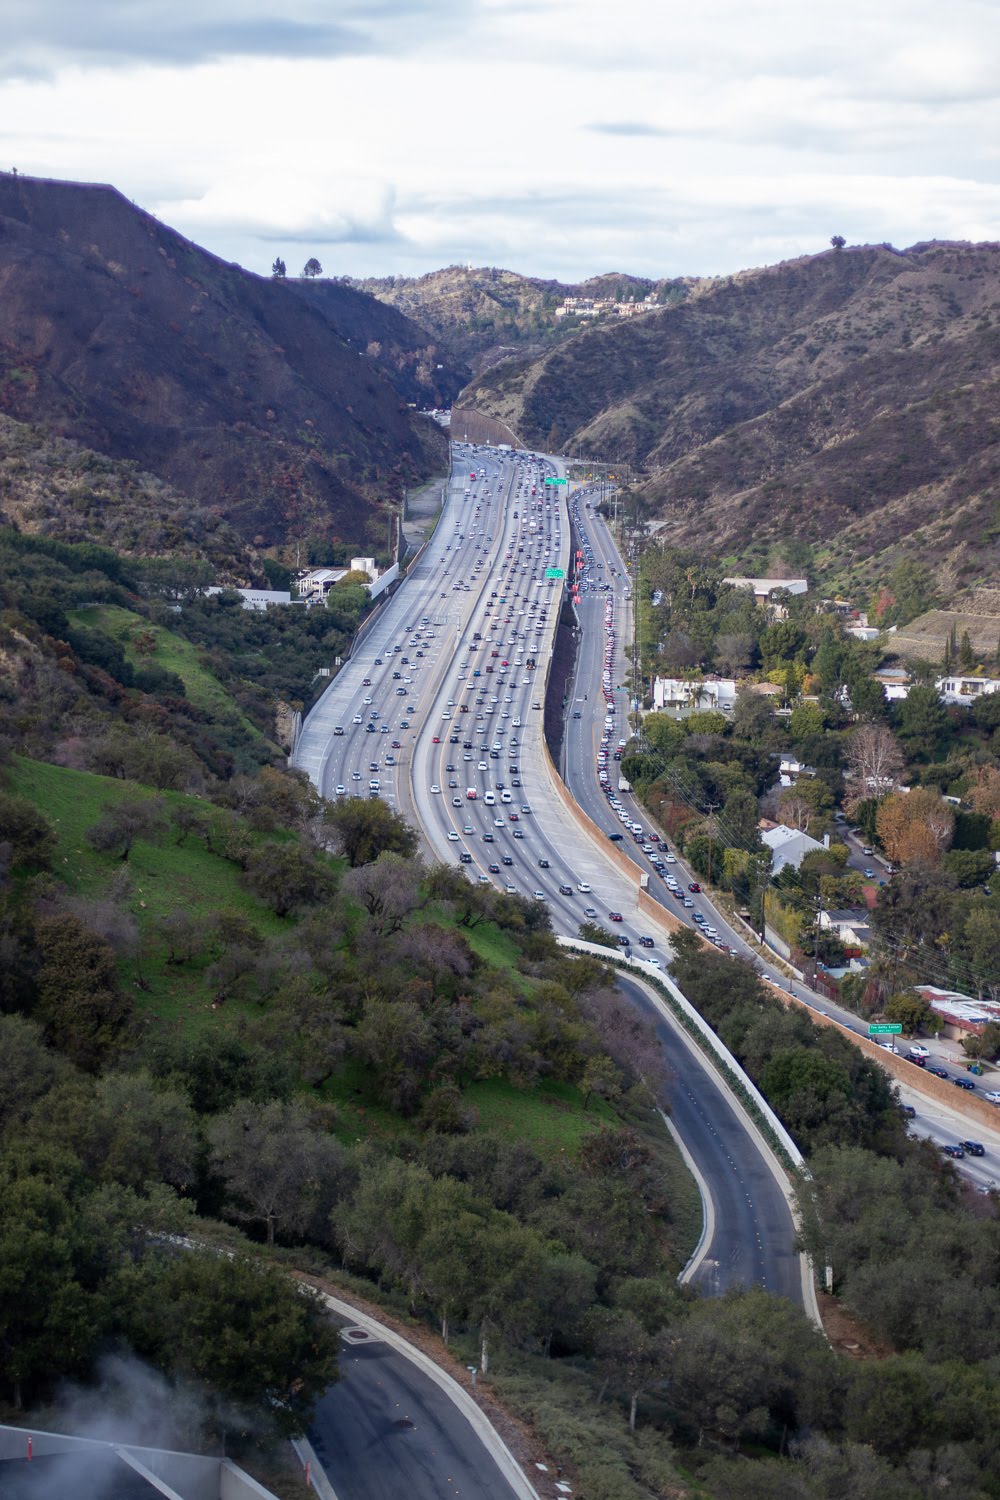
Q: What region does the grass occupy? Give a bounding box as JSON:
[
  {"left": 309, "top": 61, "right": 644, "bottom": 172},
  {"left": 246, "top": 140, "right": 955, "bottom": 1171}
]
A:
[
  {"left": 464, "top": 1076, "right": 617, "bottom": 1156},
  {"left": 7, "top": 756, "right": 292, "bottom": 1033},
  {"left": 68, "top": 603, "right": 265, "bottom": 741}
]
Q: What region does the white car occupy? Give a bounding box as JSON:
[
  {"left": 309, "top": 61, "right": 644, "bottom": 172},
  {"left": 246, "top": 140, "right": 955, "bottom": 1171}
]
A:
[
  {"left": 335, "top": 784, "right": 346, "bottom": 795},
  {"left": 447, "top": 831, "right": 459, "bottom": 841},
  {"left": 984, "top": 1091, "right": 1000, "bottom": 1105},
  {"left": 578, "top": 882, "right": 591, "bottom": 893},
  {"left": 352, "top": 714, "right": 363, "bottom": 724},
  {"left": 430, "top": 785, "right": 441, "bottom": 794},
  {"left": 664, "top": 854, "right": 677, "bottom": 864}
]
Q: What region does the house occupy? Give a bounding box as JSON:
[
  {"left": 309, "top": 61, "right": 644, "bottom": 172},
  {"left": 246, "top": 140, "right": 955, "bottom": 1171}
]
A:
[
  {"left": 818, "top": 908, "right": 872, "bottom": 950},
  {"left": 650, "top": 676, "right": 737, "bottom": 713},
  {"left": 203, "top": 586, "right": 296, "bottom": 611},
  {"left": 761, "top": 823, "right": 830, "bottom": 874},
  {"left": 778, "top": 756, "right": 815, "bottom": 785},
  {"left": 915, "top": 986, "right": 1000, "bottom": 1040},
  {"left": 936, "top": 675, "right": 1000, "bottom": 706},
  {"left": 297, "top": 566, "right": 348, "bottom": 599},
  {"left": 723, "top": 577, "right": 809, "bottom": 608},
  {"left": 873, "top": 666, "right": 912, "bottom": 702}
]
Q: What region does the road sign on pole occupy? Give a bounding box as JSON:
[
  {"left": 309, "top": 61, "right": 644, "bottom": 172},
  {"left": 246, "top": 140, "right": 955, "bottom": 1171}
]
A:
[
  {"left": 543, "top": 477, "right": 568, "bottom": 486},
  {"left": 868, "top": 1022, "right": 903, "bottom": 1035},
  {"left": 544, "top": 567, "right": 565, "bottom": 579}
]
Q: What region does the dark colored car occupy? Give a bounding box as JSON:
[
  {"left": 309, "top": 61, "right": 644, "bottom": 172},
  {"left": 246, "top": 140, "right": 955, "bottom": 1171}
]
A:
[
  {"left": 608, "top": 911, "right": 623, "bottom": 922},
  {"left": 459, "top": 852, "right": 472, "bottom": 864},
  {"left": 898, "top": 1104, "right": 916, "bottom": 1119},
  {"left": 928, "top": 1066, "right": 949, "bottom": 1079},
  {"left": 609, "top": 832, "right": 624, "bottom": 841},
  {"left": 961, "top": 1140, "right": 986, "bottom": 1156},
  {"left": 941, "top": 1144, "right": 965, "bottom": 1159},
  {"left": 688, "top": 882, "right": 701, "bottom": 893},
  {"left": 616, "top": 934, "right": 630, "bottom": 947},
  {"left": 501, "top": 855, "right": 513, "bottom": 866},
  {"left": 637, "top": 936, "right": 654, "bottom": 948},
  {"left": 954, "top": 1077, "right": 976, "bottom": 1091},
  {"left": 538, "top": 858, "right": 550, "bottom": 868}
]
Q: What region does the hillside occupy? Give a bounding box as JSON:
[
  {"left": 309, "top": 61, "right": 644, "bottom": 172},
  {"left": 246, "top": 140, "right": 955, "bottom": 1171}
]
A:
[
  {"left": 462, "top": 241, "right": 1000, "bottom": 595},
  {"left": 0, "top": 173, "right": 451, "bottom": 549},
  {"left": 346, "top": 264, "right": 685, "bottom": 374}
]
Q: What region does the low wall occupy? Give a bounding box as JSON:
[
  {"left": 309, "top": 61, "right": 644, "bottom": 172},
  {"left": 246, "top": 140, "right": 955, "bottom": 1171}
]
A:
[
  {"left": 369, "top": 561, "right": 399, "bottom": 599},
  {"left": 541, "top": 742, "right": 648, "bottom": 887}
]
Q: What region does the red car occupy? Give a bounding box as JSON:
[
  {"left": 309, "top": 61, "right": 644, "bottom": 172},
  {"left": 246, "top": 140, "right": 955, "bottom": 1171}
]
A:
[
  {"left": 608, "top": 911, "right": 623, "bottom": 922},
  {"left": 432, "top": 736, "right": 441, "bottom": 744},
  {"left": 688, "top": 882, "right": 701, "bottom": 893}
]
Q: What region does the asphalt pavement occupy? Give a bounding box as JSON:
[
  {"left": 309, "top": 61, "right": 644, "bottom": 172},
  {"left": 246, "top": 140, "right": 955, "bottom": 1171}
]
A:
[
  {"left": 309, "top": 1325, "right": 521, "bottom": 1500},
  {"left": 618, "top": 975, "right": 803, "bottom": 1301}
]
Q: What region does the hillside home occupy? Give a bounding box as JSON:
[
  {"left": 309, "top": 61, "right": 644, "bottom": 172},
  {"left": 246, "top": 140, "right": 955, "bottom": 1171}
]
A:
[
  {"left": 722, "top": 578, "right": 809, "bottom": 618},
  {"left": 650, "top": 676, "right": 737, "bottom": 712},
  {"left": 818, "top": 908, "right": 872, "bottom": 950},
  {"left": 937, "top": 675, "right": 1000, "bottom": 705},
  {"left": 761, "top": 823, "right": 829, "bottom": 874},
  {"left": 915, "top": 986, "right": 1000, "bottom": 1040},
  {"left": 203, "top": 586, "right": 296, "bottom": 611},
  {"left": 297, "top": 566, "right": 348, "bottom": 599},
  {"left": 873, "top": 666, "right": 912, "bottom": 702}
]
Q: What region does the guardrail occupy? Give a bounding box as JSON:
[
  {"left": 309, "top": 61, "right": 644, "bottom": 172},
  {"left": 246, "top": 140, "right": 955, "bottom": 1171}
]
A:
[{"left": 558, "top": 938, "right": 805, "bottom": 1172}]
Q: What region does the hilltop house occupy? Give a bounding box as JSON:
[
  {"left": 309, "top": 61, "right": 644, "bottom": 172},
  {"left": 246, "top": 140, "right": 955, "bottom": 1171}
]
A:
[{"left": 651, "top": 676, "right": 738, "bottom": 713}]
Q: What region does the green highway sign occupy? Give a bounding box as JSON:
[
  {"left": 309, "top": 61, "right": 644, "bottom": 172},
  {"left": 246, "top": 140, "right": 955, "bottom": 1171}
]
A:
[
  {"left": 868, "top": 1023, "right": 902, "bottom": 1035},
  {"left": 543, "top": 477, "right": 569, "bottom": 486},
  {"left": 544, "top": 567, "right": 566, "bottom": 579}
]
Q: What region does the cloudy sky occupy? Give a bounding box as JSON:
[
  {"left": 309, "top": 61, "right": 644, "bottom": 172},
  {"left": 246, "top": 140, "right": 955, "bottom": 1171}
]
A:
[{"left": 3, "top": 0, "right": 1000, "bottom": 282}]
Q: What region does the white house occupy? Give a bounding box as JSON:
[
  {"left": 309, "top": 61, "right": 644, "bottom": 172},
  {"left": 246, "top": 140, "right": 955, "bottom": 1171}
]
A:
[
  {"left": 818, "top": 908, "right": 872, "bottom": 949},
  {"left": 297, "top": 566, "right": 348, "bottom": 599},
  {"left": 651, "top": 676, "right": 738, "bottom": 713},
  {"left": 761, "top": 823, "right": 829, "bottom": 874},
  {"left": 723, "top": 576, "right": 809, "bottom": 603},
  {"left": 203, "top": 586, "right": 295, "bottom": 611},
  {"left": 936, "top": 675, "right": 1000, "bottom": 706}
]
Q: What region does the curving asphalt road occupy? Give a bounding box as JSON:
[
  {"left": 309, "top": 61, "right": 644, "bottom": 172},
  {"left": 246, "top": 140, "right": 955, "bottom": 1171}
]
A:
[{"left": 309, "top": 1324, "right": 522, "bottom": 1500}]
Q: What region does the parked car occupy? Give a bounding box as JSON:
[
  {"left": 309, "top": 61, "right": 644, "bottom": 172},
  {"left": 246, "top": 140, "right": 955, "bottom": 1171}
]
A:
[{"left": 961, "top": 1140, "right": 986, "bottom": 1157}]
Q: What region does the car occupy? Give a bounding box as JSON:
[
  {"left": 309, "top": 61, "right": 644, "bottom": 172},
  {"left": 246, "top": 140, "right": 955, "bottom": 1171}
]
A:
[
  {"left": 533, "top": 890, "right": 547, "bottom": 901},
  {"left": 583, "top": 906, "right": 597, "bottom": 918},
  {"left": 898, "top": 1103, "right": 916, "bottom": 1118},
  {"left": 928, "top": 1066, "right": 949, "bottom": 1079},
  {"left": 501, "top": 855, "right": 513, "bottom": 866},
  {"left": 941, "top": 1144, "right": 965, "bottom": 1159},
  {"left": 616, "top": 934, "right": 630, "bottom": 947},
  {"left": 478, "top": 875, "right": 490, "bottom": 885},
  {"left": 608, "top": 832, "right": 623, "bottom": 842},
  {"left": 483, "top": 833, "right": 494, "bottom": 843},
  {"left": 447, "top": 831, "right": 459, "bottom": 841},
  {"left": 608, "top": 911, "right": 623, "bottom": 922},
  {"left": 863, "top": 868, "right": 876, "bottom": 879},
  {"left": 962, "top": 1140, "right": 986, "bottom": 1156},
  {"left": 688, "top": 882, "right": 701, "bottom": 893},
  {"left": 352, "top": 714, "right": 363, "bottom": 725},
  {"left": 559, "top": 883, "right": 573, "bottom": 895},
  {"left": 489, "top": 863, "right": 501, "bottom": 874},
  {"left": 908, "top": 1044, "right": 931, "bottom": 1059},
  {"left": 578, "top": 882, "right": 592, "bottom": 893},
  {"left": 512, "top": 830, "right": 524, "bottom": 839},
  {"left": 452, "top": 796, "right": 462, "bottom": 806},
  {"left": 430, "top": 785, "right": 441, "bottom": 795},
  {"left": 538, "top": 858, "right": 550, "bottom": 868},
  {"left": 637, "top": 936, "right": 654, "bottom": 948},
  {"left": 954, "top": 1077, "right": 976, "bottom": 1090},
  {"left": 984, "top": 1090, "right": 1000, "bottom": 1105},
  {"left": 459, "top": 852, "right": 472, "bottom": 864}
]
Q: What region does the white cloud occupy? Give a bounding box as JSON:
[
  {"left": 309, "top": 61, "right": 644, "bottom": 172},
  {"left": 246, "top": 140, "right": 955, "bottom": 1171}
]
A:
[{"left": 3, "top": 0, "right": 1000, "bottom": 281}]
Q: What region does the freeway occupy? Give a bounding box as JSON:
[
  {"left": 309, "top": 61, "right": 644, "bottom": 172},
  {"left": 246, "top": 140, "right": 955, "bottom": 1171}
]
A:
[
  {"left": 561, "top": 492, "right": 1000, "bottom": 1185},
  {"left": 618, "top": 975, "right": 804, "bottom": 1300},
  {"left": 294, "top": 443, "right": 807, "bottom": 1306},
  {"left": 309, "top": 1322, "right": 522, "bottom": 1500}
]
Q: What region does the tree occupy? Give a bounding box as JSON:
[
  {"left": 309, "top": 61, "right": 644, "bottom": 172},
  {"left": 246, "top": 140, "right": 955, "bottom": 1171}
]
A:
[
  {"left": 831, "top": 234, "right": 846, "bottom": 250},
  {"left": 302, "top": 257, "right": 323, "bottom": 278},
  {"left": 324, "top": 796, "right": 418, "bottom": 866},
  {"left": 0, "top": 793, "right": 56, "bottom": 870},
  {"left": 354, "top": 999, "right": 436, "bottom": 1114},
  {"left": 207, "top": 1098, "right": 344, "bottom": 1245},
  {"left": 958, "top": 630, "right": 976, "bottom": 671},
  {"left": 240, "top": 840, "right": 335, "bottom": 916},
  {"left": 883, "top": 989, "right": 934, "bottom": 1035},
  {"left": 271, "top": 257, "right": 286, "bottom": 278},
  {"left": 119, "top": 1250, "right": 339, "bottom": 1437},
  {"left": 893, "top": 685, "right": 950, "bottom": 761},
  {"left": 967, "top": 764, "right": 1000, "bottom": 820},
  {"left": 587, "top": 1308, "right": 662, "bottom": 1431},
  {"left": 844, "top": 722, "right": 904, "bottom": 807},
  {"left": 34, "top": 915, "right": 136, "bottom": 1071},
  {"left": 580, "top": 1054, "right": 623, "bottom": 1109},
  {"left": 578, "top": 920, "right": 618, "bottom": 948},
  {"left": 85, "top": 796, "right": 168, "bottom": 862},
  {"left": 876, "top": 788, "right": 954, "bottom": 867},
  {"left": 341, "top": 852, "right": 424, "bottom": 934}
]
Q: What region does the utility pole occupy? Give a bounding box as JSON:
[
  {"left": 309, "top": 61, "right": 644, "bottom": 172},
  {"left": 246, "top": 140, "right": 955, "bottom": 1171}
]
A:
[{"left": 704, "top": 801, "right": 720, "bottom": 884}]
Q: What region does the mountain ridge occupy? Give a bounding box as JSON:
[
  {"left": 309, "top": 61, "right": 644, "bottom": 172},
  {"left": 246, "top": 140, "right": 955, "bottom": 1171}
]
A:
[{"left": 0, "top": 173, "right": 453, "bottom": 550}]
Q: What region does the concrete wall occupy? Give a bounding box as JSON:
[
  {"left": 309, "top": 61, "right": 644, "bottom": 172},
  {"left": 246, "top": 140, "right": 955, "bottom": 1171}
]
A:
[
  {"left": 0, "top": 1426, "right": 277, "bottom": 1500},
  {"left": 369, "top": 561, "right": 399, "bottom": 599}
]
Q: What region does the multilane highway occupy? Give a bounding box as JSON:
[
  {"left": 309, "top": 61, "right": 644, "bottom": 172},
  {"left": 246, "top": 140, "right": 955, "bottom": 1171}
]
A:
[{"left": 294, "top": 445, "right": 806, "bottom": 1302}]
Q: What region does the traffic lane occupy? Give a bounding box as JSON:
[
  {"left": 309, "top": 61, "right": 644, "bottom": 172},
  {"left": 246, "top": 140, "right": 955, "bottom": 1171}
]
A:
[
  {"left": 310, "top": 1337, "right": 519, "bottom": 1500},
  {"left": 617, "top": 977, "right": 803, "bottom": 1303}
]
